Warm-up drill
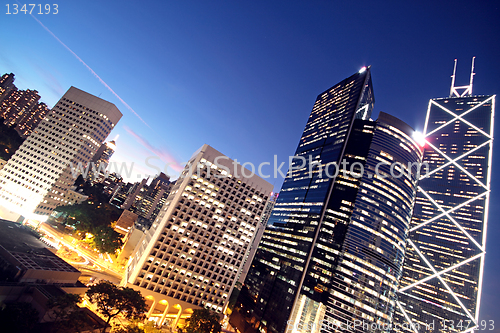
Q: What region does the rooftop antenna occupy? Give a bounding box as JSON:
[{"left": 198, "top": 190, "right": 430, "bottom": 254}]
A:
[
  {"left": 450, "top": 57, "right": 475, "bottom": 97},
  {"left": 469, "top": 56, "right": 476, "bottom": 95},
  {"left": 450, "top": 59, "right": 457, "bottom": 97}
]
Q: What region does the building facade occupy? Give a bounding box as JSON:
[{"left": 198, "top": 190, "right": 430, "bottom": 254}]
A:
[
  {"left": 15, "top": 102, "right": 50, "bottom": 138},
  {"left": 0, "top": 86, "right": 122, "bottom": 222},
  {"left": 0, "top": 73, "right": 16, "bottom": 104},
  {"left": 394, "top": 61, "right": 495, "bottom": 332},
  {"left": 124, "top": 144, "right": 273, "bottom": 328},
  {"left": 89, "top": 140, "right": 116, "bottom": 183},
  {"left": 0, "top": 73, "right": 51, "bottom": 138},
  {"left": 237, "top": 192, "right": 278, "bottom": 284},
  {"left": 230, "top": 69, "right": 424, "bottom": 333}
]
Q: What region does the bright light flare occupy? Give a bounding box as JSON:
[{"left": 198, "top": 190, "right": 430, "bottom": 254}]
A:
[
  {"left": 413, "top": 131, "right": 426, "bottom": 147},
  {"left": 359, "top": 66, "right": 367, "bottom": 73}
]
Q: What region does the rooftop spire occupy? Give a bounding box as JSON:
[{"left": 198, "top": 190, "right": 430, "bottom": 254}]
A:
[{"left": 450, "top": 57, "right": 475, "bottom": 97}]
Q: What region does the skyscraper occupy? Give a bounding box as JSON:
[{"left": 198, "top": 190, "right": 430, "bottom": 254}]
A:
[
  {"left": 124, "top": 144, "right": 273, "bottom": 328},
  {"left": 88, "top": 139, "right": 117, "bottom": 183},
  {"left": 230, "top": 68, "right": 423, "bottom": 333},
  {"left": 92, "top": 140, "right": 116, "bottom": 167},
  {"left": 0, "top": 86, "right": 122, "bottom": 223},
  {"left": 237, "top": 192, "right": 278, "bottom": 284},
  {"left": 394, "top": 60, "right": 495, "bottom": 332}
]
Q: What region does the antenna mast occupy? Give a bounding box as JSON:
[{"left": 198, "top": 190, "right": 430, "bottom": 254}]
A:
[
  {"left": 450, "top": 57, "right": 476, "bottom": 97},
  {"left": 450, "top": 59, "right": 457, "bottom": 97}
]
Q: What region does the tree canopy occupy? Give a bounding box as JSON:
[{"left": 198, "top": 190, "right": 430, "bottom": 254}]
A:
[
  {"left": 55, "top": 200, "right": 123, "bottom": 253},
  {"left": 86, "top": 280, "right": 147, "bottom": 333},
  {"left": 181, "top": 308, "right": 221, "bottom": 333},
  {"left": 0, "top": 302, "right": 39, "bottom": 333},
  {"left": 0, "top": 116, "right": 24, "bottom": 160}
]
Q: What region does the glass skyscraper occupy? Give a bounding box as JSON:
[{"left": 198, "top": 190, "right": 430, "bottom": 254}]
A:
[
  {"left": 230, "top": 68, "right": 424, "bottom": 333},
  {"left": 394, "top": 71, "right": 495, "bottom": 332}
]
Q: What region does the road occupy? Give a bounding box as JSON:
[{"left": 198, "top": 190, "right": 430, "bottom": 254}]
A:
[{"left": 38, "top": 222, "right": 124, "bottom": 281}]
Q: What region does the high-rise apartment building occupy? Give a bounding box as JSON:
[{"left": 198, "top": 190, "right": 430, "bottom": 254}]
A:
[
  {"left": 134, "top": 173, "right": 173, "bottom": 222},
  {"left": 15, "top": 102, "right": 50, "bottom": 138},
  {"left": 1, "top": 89, "right": 41, "bottom": 125},
  {"left": 230, "top": 68, "right": 424, "bottom": 333},
  {"left": 394, "top": 60, "right": 495, "bottom": 332},
  {"left": 124, "top": 144, "right": 273, "bottom": 328},
  {"left": 0, "top": 86, "right": 122, "bottom": 223},
  {"left": 0, "top": 73, "right": 16, "bottom": 104},
  {"left": 0, "top": 73, "right": 50, "bottom": 138}
]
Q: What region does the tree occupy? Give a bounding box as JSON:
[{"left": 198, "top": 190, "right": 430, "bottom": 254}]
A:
[
  {"left": 55, "top": 201, "right": 123, "bottom": 253},
  {"left": 92, "top": 225, "right": 123, "bottom": 253},
  {"left": 86, "top": 280, "right": 147, "bottom": 333},
  {"left": 181, "top": 309, "right": 221, "bottom": 333},
  {"left": 0, "top": 116, "right": 25, "bottom": 160},
  {"left": 112, "top": 323, "right": 144, "bottom": 333},
  {"left": 46, "top": 293, "right": 86, "bottom": 333},
  {"left": 143, "top": 321, "right": 162, "bottom": 333},
  {"left": 227, "top": 281, "right": 242, "bottom": 312},
  {"left": 0, "top": 302, "right": 39, "bottom": 333}
]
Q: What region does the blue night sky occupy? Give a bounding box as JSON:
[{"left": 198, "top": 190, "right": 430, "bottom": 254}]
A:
[{"left": 1, "top": 0, "right": 499, "bottom": 326}]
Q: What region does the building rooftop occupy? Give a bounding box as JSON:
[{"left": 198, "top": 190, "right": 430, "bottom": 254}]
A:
[{"left": 0, "top": 219, "right": 79, "bottom": 274}]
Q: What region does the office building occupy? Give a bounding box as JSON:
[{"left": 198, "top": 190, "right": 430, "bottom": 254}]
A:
[
  {"left": 89, "top": 140, "right": 116, "bottom": 183},
  {"left": 134, "top": 173, "right": 173, "bottom": 221},
  {"left": 0, "top": 73, "right": 16, "bottom": 104},
  {"left": 1, "top": 89, "right": 40, "bottom": 124},
  {"left": 0, "top": 219, "right": 108, "bottom": 330},
  {"left": 0, "top": 86, "right": 122, "bottom": 223},
  {"left": 0, "top": 73, "right": 50, "bottom": 138},
  {"left": 124, "top": 144, "right": 273, "bottom": 328},
  {"left": 237, "top": 192, "right": 278, "bottom": 284},
  {"left": 101, "top": 172, "right": 123, "bottom": 198},
  {"left": 394, "top": 59, "right": 495, "bottom": 332},
  {"left": 230, "top": 68, "right": 423, "bottom": 333}
]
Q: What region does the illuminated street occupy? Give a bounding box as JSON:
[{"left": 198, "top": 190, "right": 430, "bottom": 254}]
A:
[{"left": 38, "top": 221, "right": 124, "bottom": 282}]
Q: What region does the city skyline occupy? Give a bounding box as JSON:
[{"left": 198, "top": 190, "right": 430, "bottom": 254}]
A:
[{"left": 1, "top": 0, "right": 499, "bottom": 326}]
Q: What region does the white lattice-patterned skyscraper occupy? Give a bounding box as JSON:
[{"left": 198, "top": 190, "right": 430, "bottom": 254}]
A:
[{"left": 394, "top": 58, "right": 495, "bottom": 332}]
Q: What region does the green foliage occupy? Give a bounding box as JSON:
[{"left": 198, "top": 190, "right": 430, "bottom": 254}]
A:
[
  {"left": 143, "top": 321, "right": 162, "bottom": 333},
  {"left": 0, "top": 302, "right": 39, "bottom": 333},
  {"left": 86, "top": 280, "right": 147, "bottom": 333},
  {"left": 46, "top": 293, "right": 87, "bottom": 333},
  {"left": 227, "top": 282, "right": 242, "bottom": 311},
  {"left": 55, "top": 199, "right": 123, "bottom": 253},
  {"left": 92, "top": 225, "right": 124, "bottom": 253},
  {"left": 0, "top": 116, "right": 24, "bottom": 160},
  {"left": 181, "top": 309, "right": 221, "bottom": 333},
  {"left": 112, "top": 323, "right": 145, "bottom": 333},
  {"left": 78, "top": 180, "right": 113, "bottom": 204}
]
